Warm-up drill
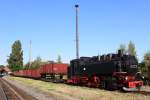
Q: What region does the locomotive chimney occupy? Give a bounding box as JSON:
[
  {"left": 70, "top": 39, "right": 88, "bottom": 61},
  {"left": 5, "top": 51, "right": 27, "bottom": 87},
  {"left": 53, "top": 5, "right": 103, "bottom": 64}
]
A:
[
  {"left": 118, "top": 50, "right": 123, "bottom": 57},
  {"left": 75, "top": 4, "right": 79, "bottom": 59}
]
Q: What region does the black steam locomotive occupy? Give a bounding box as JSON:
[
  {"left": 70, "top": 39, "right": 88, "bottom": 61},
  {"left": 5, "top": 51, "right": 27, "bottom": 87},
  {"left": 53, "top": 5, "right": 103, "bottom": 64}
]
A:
[{"left": 67, "top": 50, "right": 143, "bottom": 91}]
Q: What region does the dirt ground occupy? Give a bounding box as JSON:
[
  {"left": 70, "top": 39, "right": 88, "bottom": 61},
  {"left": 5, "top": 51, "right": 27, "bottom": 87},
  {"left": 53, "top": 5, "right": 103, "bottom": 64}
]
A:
[{"left": 6, "top": 76, "right": 150, "bottom": 100}]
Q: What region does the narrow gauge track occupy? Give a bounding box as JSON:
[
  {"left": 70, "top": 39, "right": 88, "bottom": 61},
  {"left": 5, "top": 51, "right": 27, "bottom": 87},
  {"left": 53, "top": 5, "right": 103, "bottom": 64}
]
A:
[
  {"left": 0, "top": 79, "right": 7, "bottom": 100},
  {"left": 0, "top": 78, "right": 37, "bottom": 100},
  {"left": 131, "top": 91, "right": 150, "bottom": 96}
]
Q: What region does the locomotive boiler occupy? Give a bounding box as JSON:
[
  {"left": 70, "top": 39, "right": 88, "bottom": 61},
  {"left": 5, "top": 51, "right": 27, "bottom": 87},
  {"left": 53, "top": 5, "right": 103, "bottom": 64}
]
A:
[{"left": 67, "top": 50, "right": 143, "bottom": 91}]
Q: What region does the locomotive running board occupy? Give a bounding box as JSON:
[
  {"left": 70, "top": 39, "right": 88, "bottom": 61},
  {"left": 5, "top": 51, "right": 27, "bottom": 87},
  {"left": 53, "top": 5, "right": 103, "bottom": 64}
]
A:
[{"left": 122, "top": 87, "right": 139, "bottom": 92}]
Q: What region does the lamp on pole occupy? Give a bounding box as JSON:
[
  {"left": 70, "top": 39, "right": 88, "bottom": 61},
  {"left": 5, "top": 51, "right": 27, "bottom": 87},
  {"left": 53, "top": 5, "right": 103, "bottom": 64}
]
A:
[{"left": 75, "top": 4, "right": 79, "bottom": 59}]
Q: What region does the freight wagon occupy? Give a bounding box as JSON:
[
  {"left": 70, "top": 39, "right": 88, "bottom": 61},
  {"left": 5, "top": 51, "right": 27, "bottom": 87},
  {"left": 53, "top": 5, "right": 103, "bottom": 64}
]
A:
[
  {"left": 40, "top": 63, "right": 68, "bottom": 82},
  {"left": 14, "top": 63, "right": 68, "bottom": 82}
]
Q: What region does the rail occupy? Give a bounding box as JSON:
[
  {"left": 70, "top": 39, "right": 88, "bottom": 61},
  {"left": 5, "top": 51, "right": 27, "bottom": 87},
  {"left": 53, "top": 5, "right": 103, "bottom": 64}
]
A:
[
  {"left": 132, "top": 91, "right": 150, "bottom": 96},
  {"left": 0, "top": 81, "right": 7, "bottom": 100},
  {"left": 0, "top": 78, "right": 37, "bottom": 100}
]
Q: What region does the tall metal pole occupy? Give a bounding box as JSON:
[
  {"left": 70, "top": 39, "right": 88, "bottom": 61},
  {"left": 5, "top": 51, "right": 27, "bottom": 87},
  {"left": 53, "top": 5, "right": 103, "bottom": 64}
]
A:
[
  {"left": 29, "top": 40, "right": 32, "bottom": 68},
  {"left": 75, "top": 4, "right": 79, "bottom": 59}
]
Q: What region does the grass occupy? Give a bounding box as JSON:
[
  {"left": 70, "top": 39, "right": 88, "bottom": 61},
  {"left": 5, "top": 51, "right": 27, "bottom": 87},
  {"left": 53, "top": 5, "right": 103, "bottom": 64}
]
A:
[{"left": 7, "top": 76, "right": 150, "bottom": 100}]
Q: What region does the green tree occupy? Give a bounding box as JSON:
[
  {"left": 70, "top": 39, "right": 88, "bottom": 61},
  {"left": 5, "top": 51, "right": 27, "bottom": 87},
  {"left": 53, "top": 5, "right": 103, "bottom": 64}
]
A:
[
  {"left": 57, "top": 55, "right": 62, "bottom": 63},
  {"left": 25, "top": 56, "right": 47, "bottom": 69},
  {"left": 31, "top": 56, "right": 42, "bottom": 69},
  {"left": 128, "top": 41, "right": 136, "bottom": 56},
  {"left": 119, "top": 44, "right": 127, "bottom": 54},
  {"left": 24, "top": 62, "right": 30, "bottom": 69},
  {"left": 143, "top": 52, "right": 150, "bottom": 78},
  {"left": 7, "top": 40, "right": 23, "bottom": 71}
]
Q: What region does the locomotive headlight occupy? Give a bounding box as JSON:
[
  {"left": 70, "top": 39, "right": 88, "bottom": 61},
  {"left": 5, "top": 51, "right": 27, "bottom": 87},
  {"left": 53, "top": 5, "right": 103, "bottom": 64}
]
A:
[
  {"left": 83, "top": 67, "right": 86, "bottom": 71},
  {"left": 125, "top": 76, "right": 128, "bottom": 80},
  {"left": 142, "top": 76, "right": 144, "bottom": 79}
]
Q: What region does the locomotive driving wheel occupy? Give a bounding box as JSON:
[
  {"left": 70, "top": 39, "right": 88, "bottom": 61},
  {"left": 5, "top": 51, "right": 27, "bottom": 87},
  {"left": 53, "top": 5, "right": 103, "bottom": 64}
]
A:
[{"left": 101, "top": 77, "right": 118, "bottom": 90}]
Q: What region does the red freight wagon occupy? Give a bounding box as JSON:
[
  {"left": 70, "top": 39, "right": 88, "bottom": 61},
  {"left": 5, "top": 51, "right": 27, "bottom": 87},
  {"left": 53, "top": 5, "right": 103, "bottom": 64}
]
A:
[
  {"left": 13, "top": 71, "right": 19, "bottom": 76},
  {"left": 40, "top": 63, "right": 68, "bottom": 74},
  {"left": 13, "top": 70, "right": 20, "bottom": 76},
  {"left": 23, "top": 70, "right": 26, "bottom": 76},
  {"left": 31, "top": 70, "right": 35, "bottom": 78},
  {"left": 39, "top": 64, "right": 52, "bottom": 74},
  {"left": 14, "top": 69, "right": 41, "bottom": 79},
  {"left": 26, "top": 70, "right": 31, "bottom": 77},
  {"left": 13, "top": 63, "right": 68, "bottom": 83},
  {"left": 19, "top": 70, "right": 24, "bottom": 76},
  {"left": 53, "top": 63, "right": 68, "bottom": 74},
  {"left": 40, "top": 63, "right": 68, "bottom": 82},
  {"left": 31, "top": 69, "right": 40, "bottom": 78},
  {"left": 13, "top": 70, "right": 27, "bottom": 77}
]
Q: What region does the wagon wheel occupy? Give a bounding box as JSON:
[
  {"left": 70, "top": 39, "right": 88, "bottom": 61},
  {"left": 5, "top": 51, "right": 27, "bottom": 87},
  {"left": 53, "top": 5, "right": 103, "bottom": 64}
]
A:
[
  {"left": 87, "top": 82, "right": 91, "bottom": 88},
  {"left": 101, "top": 81, "right": 106, "bottom": 89}
]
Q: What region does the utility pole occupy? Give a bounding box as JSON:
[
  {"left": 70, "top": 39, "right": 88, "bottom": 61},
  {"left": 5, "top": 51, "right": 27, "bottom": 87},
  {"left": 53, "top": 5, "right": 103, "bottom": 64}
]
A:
[
  {"left": 29, "top": 40, "right": 32, "bottom": 68},
  {"left": 75, "top": 4, "right": 79, "bottom": 59}
]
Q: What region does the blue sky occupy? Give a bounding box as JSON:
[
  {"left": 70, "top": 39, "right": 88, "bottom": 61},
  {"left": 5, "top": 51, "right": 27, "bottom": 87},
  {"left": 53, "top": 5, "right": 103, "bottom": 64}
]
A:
[{"left": 0, "top": 0, "right": 150, "bottom": 65}]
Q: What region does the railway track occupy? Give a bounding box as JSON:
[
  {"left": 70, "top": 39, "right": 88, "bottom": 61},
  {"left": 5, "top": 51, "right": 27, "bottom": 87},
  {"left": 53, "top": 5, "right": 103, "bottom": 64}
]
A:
[
  {"left": 0, "top": 78, "right": 37, "bottom": 100},
  {"left": 0, "top": 80, "right": 7, "bottom": 100},
  {"left": 132, "top": 91, "right": 150, "bottom": 96}
]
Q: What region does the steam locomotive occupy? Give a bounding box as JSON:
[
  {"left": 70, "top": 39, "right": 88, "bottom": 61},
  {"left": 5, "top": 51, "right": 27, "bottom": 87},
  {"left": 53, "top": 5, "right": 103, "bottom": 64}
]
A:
[{"left": 67, "top": 50, "right": 143, "bottom": 91}]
